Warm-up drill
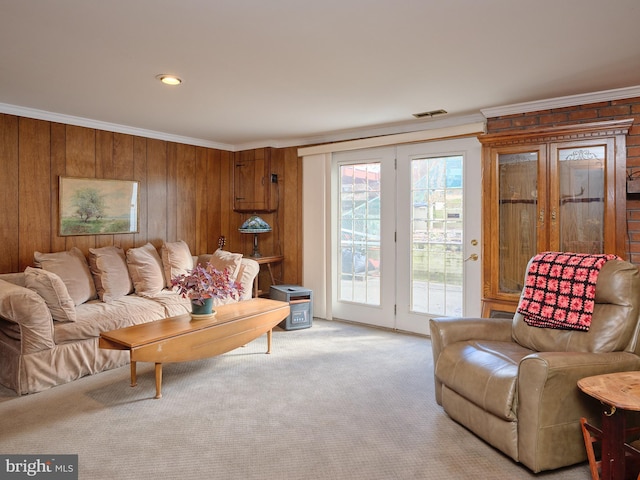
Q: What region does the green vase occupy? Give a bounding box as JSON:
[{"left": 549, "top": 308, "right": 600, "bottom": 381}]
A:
[{"left": 191, "top": 298, "right": 214, "bottom": 316}]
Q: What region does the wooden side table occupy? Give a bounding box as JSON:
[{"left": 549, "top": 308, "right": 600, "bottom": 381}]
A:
[
  {"left": 252, "top": 255, "right": 284, "bottom": 298},
  {"left": 578, "top": 372, "right": 640, "bottom": 480}
]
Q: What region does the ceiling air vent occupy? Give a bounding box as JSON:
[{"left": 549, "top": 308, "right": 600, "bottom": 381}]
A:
[{"left": 413, "top": 109, "right": 448, "bottom": 119}]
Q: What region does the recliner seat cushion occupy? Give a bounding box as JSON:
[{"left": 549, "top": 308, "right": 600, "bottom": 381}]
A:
[{"left": 435, "top": 340, "right": 534, "bottom": 420}]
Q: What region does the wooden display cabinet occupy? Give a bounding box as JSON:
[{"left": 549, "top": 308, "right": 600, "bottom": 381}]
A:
[{"left": 479, "top": 119, "right": 633, "bottom": 317}]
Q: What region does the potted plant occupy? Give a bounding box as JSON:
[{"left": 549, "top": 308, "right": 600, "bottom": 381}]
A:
[{"left": 171, "top": 262, "right": 244, "bottom": 318}]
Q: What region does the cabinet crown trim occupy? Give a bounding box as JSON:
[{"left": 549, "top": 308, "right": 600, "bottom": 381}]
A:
[{"left": 478, "top": 119, "right": 634, "bottom": 146}]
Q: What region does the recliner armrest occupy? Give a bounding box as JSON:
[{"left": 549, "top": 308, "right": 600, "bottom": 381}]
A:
[
  {"left": 430, "top": 316, "right": 513, "bottom": 347},
  {"left": 430, "top": 317, "right": 513, "bottom": 365},
  {"left": 517, "top": 350, "right": 640, "bottom": 471},
  {"left": 518, "top": 350, "right": 640, "bottom": 412},
  {"left": 429, "top": 316, "right": 513, "bottom": 405}
]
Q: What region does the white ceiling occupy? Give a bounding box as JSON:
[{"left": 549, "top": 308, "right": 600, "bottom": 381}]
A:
[{"left": 1, "top": 0, "right": 640, "bottom": 150}]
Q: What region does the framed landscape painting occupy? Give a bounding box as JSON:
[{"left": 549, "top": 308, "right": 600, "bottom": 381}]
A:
[{"left": 59, "top": 177, "right": 139, "bottom": 236}]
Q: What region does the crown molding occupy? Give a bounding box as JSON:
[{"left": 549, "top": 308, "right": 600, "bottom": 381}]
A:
[
  {"left": 4, "top": 84, "right": 637, "bottom": 153},
  {"left": 235, "top": 112, "right": 487, "bottom": 151},
  {"left": 481, "top": 85, "right": 640, "bottom": 118},
  {"left": 0, "top": 103, "right": 236, "bottom": 151},
  {"left": 1, "top": 101, "right": 484, "bottom": 152},
  {"left": 298, "top": 119, "right": 486, "bottom": 156}
]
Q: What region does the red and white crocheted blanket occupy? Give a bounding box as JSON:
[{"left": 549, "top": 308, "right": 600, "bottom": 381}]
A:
[{"left": 516, "top": 251, "right": 619, "bottom": 331}]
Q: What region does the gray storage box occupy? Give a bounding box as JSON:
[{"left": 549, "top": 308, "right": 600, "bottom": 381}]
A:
[{"left": 270, "top": 285, "right": 313, "bottom": 330}]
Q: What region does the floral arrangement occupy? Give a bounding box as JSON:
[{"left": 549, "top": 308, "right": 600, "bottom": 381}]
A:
[{"left": 171, "top": 262, "right": 244, "bottom": 305}]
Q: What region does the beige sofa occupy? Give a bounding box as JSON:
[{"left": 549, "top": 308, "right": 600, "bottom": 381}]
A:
[
  {"left": 430, "top": 258, "right": 640, "bottom": 473},
  {"left": 0, "top": 241, "right": 259, "bottom": 395}
]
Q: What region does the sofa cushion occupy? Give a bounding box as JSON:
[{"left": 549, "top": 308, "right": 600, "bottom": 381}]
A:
[
  {"left": 161, "top": 240, "right": 194, "bottom": 288},
  {"left": 512, "top": 259, "right": 640, "bottom": 353},
  {"left": 435, "top": 340, "right": 534, "bottom": 421},
  {"left": 126, "top": 243, "right": 166, "bottom": 297},
  {"left": 24, "top": 267, "right": 76, "bottom": 322},
  {"left": 145, "top": 290, "right": 192, "bottom": 317},
  {"left": 34, "top": 247, "right": 97, "bottom": 306},
  {"left": 197, "top": 249, "right": 242, "bottom": 279},
  {"left": 54, "top": 295, "right": 167, "bottom": 344},
  {"left": 88, "top": 246, "right": 133, "bottom": 303}
]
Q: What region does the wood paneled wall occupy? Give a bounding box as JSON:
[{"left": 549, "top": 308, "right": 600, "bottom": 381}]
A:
[{"left": 0, "top": 114, "right": 302, "bottom": 286}]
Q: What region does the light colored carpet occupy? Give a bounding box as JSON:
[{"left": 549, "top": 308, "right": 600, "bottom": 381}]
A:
[{"left": 0, "top": 319, "right": 589, "bottom": 479}]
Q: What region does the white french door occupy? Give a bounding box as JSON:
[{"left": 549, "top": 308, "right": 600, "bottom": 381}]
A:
[
  {"left": 395, "top": 138, "right": 481, "bottom": 334},
  {"left": 331, "top": 138, "right": 481, "bottom": 335},
  {"left": 331, "top": 147, "right": 396, "bottom": 329}
]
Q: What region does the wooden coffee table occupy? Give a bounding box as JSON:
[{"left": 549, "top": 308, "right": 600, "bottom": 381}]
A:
[{"left": 99, "top": 298, "right": 290, "bottom": 399}]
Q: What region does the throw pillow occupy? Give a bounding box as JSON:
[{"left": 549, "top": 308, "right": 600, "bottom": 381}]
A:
[
  {"left": 197, "top": 249, "right": 243, "bottom": 279},
  {"left": 34, "top": 247, "right": 97, "bottom": 306},
  {"left": 126, "top": 243, "right": 166, "bottom": 297},
  {"left": 160, "top": 240, "right": 194, "bottom": 288},
  {"left": 24, "top": 266, "right": 76, "bottom": 322},
  {"left": 88, "top": 245, "right": 134, "bottom": 302}
]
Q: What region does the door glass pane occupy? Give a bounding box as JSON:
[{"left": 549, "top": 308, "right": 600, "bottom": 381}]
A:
[
  {"left": 558, "top": 146, "right": 605, "bottom": 253},
  {"left": 498, "top": 152, "right": 538, "bottom": 293},
  {"left": 339, "top": 163, "right": 380, "bottom": 305},
  {"left": 411, "top": 155, "right": 463, "bottom": 316}
]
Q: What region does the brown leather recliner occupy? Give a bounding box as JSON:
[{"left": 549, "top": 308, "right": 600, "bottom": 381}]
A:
[{"left": 430, "top": 258, "right": 640, "bottom": 473}]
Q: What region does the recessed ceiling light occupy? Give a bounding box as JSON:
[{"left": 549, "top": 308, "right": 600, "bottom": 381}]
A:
[{"left": 156, "top": 74, "right": 182, "bottom": 86}]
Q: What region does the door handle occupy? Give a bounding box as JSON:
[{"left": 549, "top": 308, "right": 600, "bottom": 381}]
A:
[{"left": 464, "top": 253, "right": 478, "bottom": 262}]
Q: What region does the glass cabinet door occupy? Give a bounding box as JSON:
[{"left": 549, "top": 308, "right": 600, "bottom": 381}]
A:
[
  {"left": 497, "top": 150, "right": 540, "bottom": 294},
  {"left": 551, "top": 143, "right": 606, "bottom": 254},
  {"left": 480, "top": 119, "right": 630, "bottom": 317}
]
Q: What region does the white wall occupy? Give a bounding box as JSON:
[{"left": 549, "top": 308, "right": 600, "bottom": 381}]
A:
[{"left": 302, "top": 153, "right": 331, "bottom": 319}]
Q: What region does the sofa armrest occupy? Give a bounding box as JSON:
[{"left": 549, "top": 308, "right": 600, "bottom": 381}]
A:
[
  {"left": 0, "top": 279, "right": 55, "bottom": 353},
  {"left": 517, "top": 351, "right": 640, "bottom": 471}
]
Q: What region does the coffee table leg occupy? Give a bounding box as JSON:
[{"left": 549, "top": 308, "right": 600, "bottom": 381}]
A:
[
  {"left": 267, "top": 329, "right": 272, "bottom": 354},
  {"left": 130, "top": 360, "right": 137, "bottom": 387},
  {"left": 155, "top": 363, "right": 163, "bottom": 399}
]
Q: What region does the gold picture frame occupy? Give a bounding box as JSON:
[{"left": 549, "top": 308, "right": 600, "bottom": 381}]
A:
[{"left": 59, "top": 177, "right": 139, "bottom": 236}]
